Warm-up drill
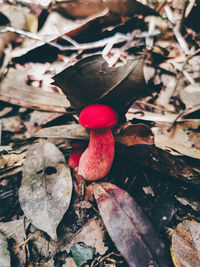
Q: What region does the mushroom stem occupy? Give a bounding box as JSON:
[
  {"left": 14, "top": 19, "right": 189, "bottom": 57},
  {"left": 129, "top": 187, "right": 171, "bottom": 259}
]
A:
[{"left": 78, "top": 128, "right": 115, "bottom": 180}]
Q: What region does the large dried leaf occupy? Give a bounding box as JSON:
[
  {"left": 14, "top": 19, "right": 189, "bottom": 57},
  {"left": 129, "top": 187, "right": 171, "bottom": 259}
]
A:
[
  {"left": 19, "top": 140, "right": 72, "bottom": 240},
  {"left": 34, "top": 124, "right": 89, "bottom": 140},
  {"left": 180, "top": 83, "right": 200, "bottom": 108},
  {"left": 52, "top": 0, "right": 158, "bottom": 18},
  {"left": 126, "top": 107, "right": 200, "bottom": 123},
  {"left": 171, "top": 220, "right": 200, "bottom": 267},
  {"left": 152, "top": 122, "right": 200, "bottom": 159},
  {"left": 0, "top": 220, "right": 26, "bottom": 266},
  {"left": 0, "top": 68, "right": 69, "bottom": 112},
  {"left": 93, "top": 182, "right": 170, "bottom": 267},
  {"left": 53, "top": 54, "right": 149, "bottom": 115},
  {"left": 0, "top": 232, "right": 10, "bottom": 267}
]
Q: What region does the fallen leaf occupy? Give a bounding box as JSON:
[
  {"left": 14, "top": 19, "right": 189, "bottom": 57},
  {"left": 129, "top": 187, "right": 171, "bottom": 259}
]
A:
[
  {"left": 19, "top": 140, "right": 72, "bottom": 240},
  {"left": 70, "top": 242, "right": 95, "bottom": 267},
  {"left": 44, "top": 218, "right": 107, "bottom": 265},
  {"left": 12, "top": 9, "right": 108, "bottom": 62},
  {"left": 0, "top": 68, "right": 70, "bottom": 112},
  {"left": 28, "top": 110, "right": 63, "bottom": 126},
  {"left": 152, "top": 122, "right": 200, "bottom": 159},
  {"left": 93, "top": 182, "right": 170, "bottom": 267},
  {"left": 126, "top": 107, "right": 200, "bottom": 123},
  {"left": 0, "top": 151, "right": 26, "bottom": 169},
  {"left": 25, "top": 14, "right": 38, "bottom": 33},
  {"left": 116, "top": 123, "right": 154, "bottom": 146},
  {"left": 171, "top": 220, "right": 200, "bottom": 267},
  {"left": 51, "top": 0, "right": 106, "bottom": 19},
  {"left": 180, "top": 82, "right": 200, "bottom": 108},
  {"left": 61, "top": 217, "right": 108, "bottom": 256},
  {"left": 34, "top": 124, "right": 89, "bottom": 140},
  {"left": 0, "top": 232, "right": 10, "bottom": 267},
  {"left": 0, "top": 219, "right": 25, "bottom": 245},
  {"left": 104, "top": 0, "right": 159, "bottom": 16},
  {"left": 0, "top": 219, "right": 26, "bottom": 266},
  {"left": 53, "top": 54, "right": 149, "bottom": 115},
  {"left": 51, "top": 0, "right": 158, "bottom": 18}
]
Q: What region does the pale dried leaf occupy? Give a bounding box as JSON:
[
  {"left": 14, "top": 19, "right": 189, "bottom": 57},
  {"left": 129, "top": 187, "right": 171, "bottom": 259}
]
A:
[
  {"left": 152, "top": 122, "right": 200, "bottom": 159},
  {"left": 61, "top": 218, "right": 107, "bottom": 256},
  {"left": 0, "top": 68, "right": 70, "bottom": 112},
  {"left": 180, "top": 83, "right": 200, "bottom": 108},
  {"left": 0, "top": 232, "right": 10, "bottom": 267},
  {"left": 19, "top": 140, "right": 72, "bottom": 240},
  {"left": 34, "top": 124, "right": 89, "bottom": 140},
  {"left": 0, "top": 219, "right": 25, "bottom": 245}
]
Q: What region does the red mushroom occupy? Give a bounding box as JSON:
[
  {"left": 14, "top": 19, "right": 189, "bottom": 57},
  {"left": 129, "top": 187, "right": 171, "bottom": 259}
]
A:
[
  {"left": 68, "top": 143, "right": 84, "bottom": 170},
  {"left": 78, "top": 104, "right": 118, "bottom": 181}
]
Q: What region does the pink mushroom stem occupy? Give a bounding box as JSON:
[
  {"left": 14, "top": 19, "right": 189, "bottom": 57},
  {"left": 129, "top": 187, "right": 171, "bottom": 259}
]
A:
[{"left": 78, "top": 128, "right": 115, "bottom": 181}]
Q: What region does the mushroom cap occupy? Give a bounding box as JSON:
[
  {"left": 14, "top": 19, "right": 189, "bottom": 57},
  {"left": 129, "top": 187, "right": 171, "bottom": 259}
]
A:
[{"left": 79, "top": 104, "right": 118, "bottom": 129}]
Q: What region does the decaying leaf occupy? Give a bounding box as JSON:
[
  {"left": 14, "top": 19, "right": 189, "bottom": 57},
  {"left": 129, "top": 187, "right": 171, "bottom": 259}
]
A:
[
  {"left": 171, "top": 220, "right": 200, "bottom": 267},
  {"left": 0, "top": 68, "right": 70, "bottom": 113},
  {"left": 53, "top": 54, "right": 149, "bottom": 116},
  {"left": 180, "top": 83, "right": 200, "bottom": 114},
  {"left": 19, "top": 140, "right": 72, "bottom": 240},
  {"left": 93, "top": 182, "right": 170, "bottom": 267},
  {"left": 116, "top": 123, "right": 154, "bottom": 146},
  {"left": 152, "top": 122, "right": 200, "bottom": 159},
  {"left": 51, "top": 0, "right": 106, "bottom": 19},
  {"left": 126, "top": 107, "right": 200, "bottom": 123},
  {"left": 0, "top": 232, "right": 10, "bottom": 267},
  {"left": 0, "top": 219, "right": 26, "bottom": 266},
  {"left": 34, "top": 124, "right": 89, "bottom": 140},
  {"left": 51, "top": 0, "right": 158, "bottom": 18},
  {"left": 70, "top": 242, "right": 95, "bottom": 267},
  {"left": 0, "top": 219, "right": 25, "bottom": 245}
]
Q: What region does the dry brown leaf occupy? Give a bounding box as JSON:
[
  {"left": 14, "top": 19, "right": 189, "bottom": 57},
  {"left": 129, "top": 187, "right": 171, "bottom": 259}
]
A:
[
  {"left": 51, "top": 0, "right": 158, "bottom": 18},
  {"left": 171, "top": 220, "right": 200, "bottom": 267},
  {"left": 93, "top": 182, "right": 170, "bottom": 267},
  {"left": 116, "top": 123, "right": 154, "bottom": 146}
]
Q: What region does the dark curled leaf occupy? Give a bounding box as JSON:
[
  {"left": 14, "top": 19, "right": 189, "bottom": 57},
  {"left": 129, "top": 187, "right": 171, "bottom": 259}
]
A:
[
  {"left": 93, "top": 182, "right": 170, "bottom": 267},
  {"left": 53, "top": 54, "right": 149, "bottom": 116}
]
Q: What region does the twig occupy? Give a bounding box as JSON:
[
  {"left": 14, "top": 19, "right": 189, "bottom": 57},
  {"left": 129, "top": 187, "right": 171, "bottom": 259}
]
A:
[
  {"left": 164, "top": 5, "right": 189, "bottom": 54},
  {"left": 156, "top": 0, "right": 167, "bottom": 13},
  {"left": 167, "top": 106, "right": 194, "bottom": 132}
]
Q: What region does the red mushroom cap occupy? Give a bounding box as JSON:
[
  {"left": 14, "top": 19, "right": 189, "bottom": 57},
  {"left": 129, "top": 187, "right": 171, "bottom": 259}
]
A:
[{"left": 79, "top": 104, "right": 118, "bottom": 129}]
